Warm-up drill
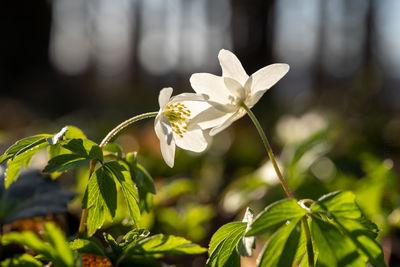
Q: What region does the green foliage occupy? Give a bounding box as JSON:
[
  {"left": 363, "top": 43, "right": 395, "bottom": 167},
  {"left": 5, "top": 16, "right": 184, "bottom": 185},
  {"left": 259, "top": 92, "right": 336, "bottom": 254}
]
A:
[
  {"left": 0, "top": 254, "right": 42, "bottom": 267},
  {"left": 70, "top": 229, "right": 205, "bottom": 266},
  {"left": 207, "top": 208, "right": 255, "bottom": 267},
  {"left": 0, "top": 126, "right": 94, "bottom": 187},
  {"left": 310, "top": 191, "right": 386, "bottom": 267},
  {"left": 105, "top": 161, "right": 141, "bottom": 227},
  {"left": 209, "top": 191, "right": 386, "bottom": 267},
  {"left": 123, "top": 234, "right": 207, "bottom": 257},
  {"left": 257, "top": 218, "right": 302, "bottom": 267},
  {"left": 246, "top": 199, "right": 306, "bottom": 236},
  {"left": 2, "top": 222, "right": 79, "bottom": 267},
  {"left": 126, "top": 152, "right": 155, "bottom": 212},
  {"left": 69, "top": 238, "right": 107, "bottom": 258},
  {"left": 85, "top": 165, "right": 118, "bottom": 236}
]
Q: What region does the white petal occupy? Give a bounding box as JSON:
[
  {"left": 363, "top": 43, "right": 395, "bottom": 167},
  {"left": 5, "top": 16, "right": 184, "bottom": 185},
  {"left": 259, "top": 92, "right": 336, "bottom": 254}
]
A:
[
  {"left": 245, "top": 89, "right": 267, "bottom": 108},
  {"left": 250, "top": 63, "right": 289, "bottom": 96},
  {"left": 154, "top": 115, "right": 176, "bottom": 167},
  {"left": 170, "top": 92, "right": 208, "bottom": 103},
  {"left": 189, "top": 106, "right": 235, "bottom": 130},
  {"left": 190, "top": 73, "right": 232, "bottom": 104},
  {"left": 174, "top": 128, "right": 209, "bottom": 152},
  {"left": 218, "top": 49, "right": 249, "bottom": 85},
  {"left": 158, "top": 87, "right": 173, "bottom": 109},
  {"left": 224, "top": 77, "right": 246, "bottom": 100},
  {"left": 209, "top": 109, "right": 246, "bottom": 136}
]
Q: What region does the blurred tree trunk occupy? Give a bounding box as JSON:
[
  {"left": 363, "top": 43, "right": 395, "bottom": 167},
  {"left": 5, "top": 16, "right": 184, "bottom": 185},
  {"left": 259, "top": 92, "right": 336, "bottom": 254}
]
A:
[
  {"left": 230, "top": 0, "right": 275, "bottom": 73},
  {"left": 0, "top": 0, "right": 52, "bottom": 92}
]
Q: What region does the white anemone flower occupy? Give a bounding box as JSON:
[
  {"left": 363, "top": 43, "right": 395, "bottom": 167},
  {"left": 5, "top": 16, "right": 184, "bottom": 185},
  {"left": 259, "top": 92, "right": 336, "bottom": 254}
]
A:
[
  {"left": 155, "top": 87, "right": 211, "bottom": 167},
  {"left": 189, "top": 49, "right": 289, "bottom": 136}
]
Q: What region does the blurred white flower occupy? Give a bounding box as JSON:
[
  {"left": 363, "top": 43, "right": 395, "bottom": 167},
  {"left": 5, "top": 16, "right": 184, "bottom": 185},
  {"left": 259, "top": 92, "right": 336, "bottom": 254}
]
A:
[
  {"left": 155, "top": 87, "right": 211, "bottom": 167},
  {"left": 276, "top": 112, "right": 328, "bottom": 145},
  {"left": 189, "top": 49, "right": 289, "bottom": 136}
]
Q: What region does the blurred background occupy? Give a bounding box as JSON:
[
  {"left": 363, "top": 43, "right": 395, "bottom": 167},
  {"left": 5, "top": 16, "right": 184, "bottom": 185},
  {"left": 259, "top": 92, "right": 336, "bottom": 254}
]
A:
[{"left": 1, "top": 0, "right": 400, "bottom": 266}]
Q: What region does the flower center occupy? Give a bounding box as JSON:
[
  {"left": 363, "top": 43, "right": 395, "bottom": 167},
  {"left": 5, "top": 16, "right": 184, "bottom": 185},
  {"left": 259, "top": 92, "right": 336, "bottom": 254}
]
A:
[{"left": 162, "top": 102, "right": 191, "bottom": 138}]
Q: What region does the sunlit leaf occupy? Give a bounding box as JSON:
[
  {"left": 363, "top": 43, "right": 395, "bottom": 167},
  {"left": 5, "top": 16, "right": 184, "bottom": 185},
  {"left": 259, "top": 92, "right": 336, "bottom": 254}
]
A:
[
  {"left": 43, "top": 223, "right": 76, "bottom": 267},
  {"left": 257, "top": 218, "right": 301, "bottom": 267},
  {"left": 2, "top": 222, "right": 78, "bottom": 267},
  {"left": 86, "top": 166, "right": 117, "bottom": 236},
  {"left": 4, "top": 141, "right": 50, "bottom": 188},
  {"left": 310, "top": 216, "right": 365, "bottom": 267},
  {"left": 43, "top": 154, "right": 90, "bottom": 173},
  {"left": 103, "top": 233, "right": 123, "bottom": 256},
  {"left": 207, "top": 222, "right": 247, "bottom": 267},
  {"left": 311, "top": 191, "right": 361, "bottom": 219},
  {"left": 103, "top": 143, "right": 123, "bottom": 158},
  {"left": 0, "top": 253, "right": 42, "bottom": 267},
  {"left": 105, "top": 161, "right": 140, "bottom": 226},
  {"left": 0, "top": 135, "right": 52, "bottom": 164},
  {"left": 246, "top": 199, "right": 306, "bottom": 236},
  {"left": 62, "top": 139, "right": 103, "bottom": 162},
  {"left": 123, "top": 234, "right": 206, "bottom": 257},
  {"left": 69, "top": 238, "right": 106, "bottom": 257}
]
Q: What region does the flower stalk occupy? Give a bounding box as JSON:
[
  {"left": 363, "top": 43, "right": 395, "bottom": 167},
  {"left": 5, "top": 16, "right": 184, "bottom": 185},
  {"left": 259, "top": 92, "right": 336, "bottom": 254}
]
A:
[
  {"left": 240, "top": 102, "right": 314, "bottom": 267},
  {"left": 78, "top": 111, "right": 158, "bottom": 238}
]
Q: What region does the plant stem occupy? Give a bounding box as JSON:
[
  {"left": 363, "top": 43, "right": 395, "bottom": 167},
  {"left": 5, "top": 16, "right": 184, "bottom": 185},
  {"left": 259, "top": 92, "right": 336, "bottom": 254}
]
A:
[
  {"left": 77, "top": 111, "right": 158, "bottom": 237},
  {"left": 99, "top": 112, "right": 159, "bottom": 148},
  {"left": 240, "top": 102, "right": 294, "bottom": 199},
  {"left": 240, "top": 102, "right": 314, "bottom": 267}
]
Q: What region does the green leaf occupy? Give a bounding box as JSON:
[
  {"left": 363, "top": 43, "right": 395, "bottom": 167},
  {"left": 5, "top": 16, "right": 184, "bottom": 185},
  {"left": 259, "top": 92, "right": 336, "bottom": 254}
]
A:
[
  {"left": 123, "top": 234, "right": 207, "bottom": 257},
  {"left": 105, "top": 161, "right": 140, "bottom": 226},
  {"left": 4, "top": 141, "right": 50, "bottom": 188},
  {"left": 258, "top": 218, "right": 302, "bottom": 267},
  {"left": 135, "top": 164, "right": 156, "bottom": 194},
  {"left": 43, "top": 223, "right": 76, "bottom": 267},
  {"left": 0, "top": 254, "right": 42, "bottom": 267},
  {"left": 63, "top": 125, "right": 87, "bottom": 140},
  {"left": 310, "top": 216, "right": 365, "bottom": 267},
  {"left": 311, "top": 191, "right": 386, "bottom": 267},
  {"left": 69, "top": 238, "right": 106, "bottom": 257},
  {"left": 43, "top": 154, "right": 90, "bottom": 173},
  {"left": 103, "top": 143, "right": 123, "bottom": 158},
  {"left": 311, "top": 191, "right": 361, "bottom": 219},
  {"left": 120, "top": 229, "right": 150, "bottom": 247},
  {"left": 334, "top": 217, "right": 386, "bottom": 267},
  {"left": 126, "top": 153, "right": 155, "bottom": 212},
  {"left": 246, "top": 199, "right": 306, "bottom": 236},
  {"left": 103, "top": 233, "right": 123, "bottom": 258},
  {"left": 86, "top": 166, "right": 117, "bottom": 236},
  {"left": 62, "top": 139, "right": 103, "bottom": 162},
  {"left": 0, "top": 135, "right": 52, "bottom": 164},
  {"left": 207, "top": 222, "right": 247, "bottom": 267},
  {"left": 2, "top": 222, "right": 77, "bottom": 267},
  {"left": 2, "top": 231, "right": 52, "bottom": 258}
]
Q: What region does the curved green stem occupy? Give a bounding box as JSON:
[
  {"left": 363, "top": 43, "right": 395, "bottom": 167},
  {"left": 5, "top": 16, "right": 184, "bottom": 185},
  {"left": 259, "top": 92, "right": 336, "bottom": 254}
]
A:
[
  {"left": 78, "top": 111, "right": 158, "bottom": 237},
  {"left": 99, "top": 111, "right": 159, "bottom": 148},
  {"left": 240, "top": 102, "right": 294, "bottom": 198},
  {"left": 240, "top": 102, "right": 314, "bottom": 267}
]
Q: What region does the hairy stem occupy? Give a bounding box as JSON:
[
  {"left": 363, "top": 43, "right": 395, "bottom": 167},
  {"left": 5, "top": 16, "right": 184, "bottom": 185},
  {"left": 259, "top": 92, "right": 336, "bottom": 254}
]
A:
[
  {"left": 240, "top": 102, "right": 314, "bottom": 267},
  {"left": 240, "top": 102, "right": 294, "bottom": 198},
  {"left": 99, "top": 112, "right": 159, "bottom": 148},
  {"left": 78, "top": 111, "right": 158, "bottom": 237}
]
